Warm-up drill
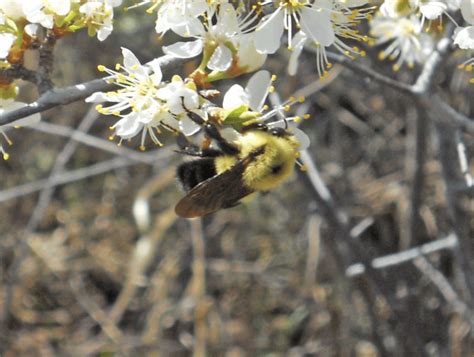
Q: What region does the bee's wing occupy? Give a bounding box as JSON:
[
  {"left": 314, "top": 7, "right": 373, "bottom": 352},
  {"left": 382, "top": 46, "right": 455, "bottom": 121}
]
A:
[{"left": 175, "top": 156, "right": 255, "bottom": 218}]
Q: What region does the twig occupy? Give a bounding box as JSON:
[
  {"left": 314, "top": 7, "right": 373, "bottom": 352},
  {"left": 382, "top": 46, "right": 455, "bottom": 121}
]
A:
[
  {"left": 413, "top": 257, "right": 473, "bottom": 320},
  {"left": 304, "top": 215, "right": 321, "bottom": 290},
  {"left": 0, "top": 149, "right": 170, "bottom": 202},
  {"left": 324, "top": 52, "right": 413, "bottom": 94},
  {"left": 346, "top": 233, "right": 458, "bottom": 277},
  {"left": 37, "top": 30, "right": 57, "bottom": 94},
  {"left": 400, "top": 106, "right": 429, "bottom": 249},
  {"left": 189, "top": 218, "right": 207, "bottom": 357},
  {"left": 0, "top": 55, "right": 185, "bottom": 125},
  {"left": 28, "top": 121, "right": 157, "bottom": 163},
  {"left": 0, "top": 64, "right": 37, "bottom": 83}
]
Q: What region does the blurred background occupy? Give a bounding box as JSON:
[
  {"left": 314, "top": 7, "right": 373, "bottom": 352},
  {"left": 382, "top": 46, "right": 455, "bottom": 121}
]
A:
[{"left": 1, "top": 6, "right": 473, "bottom": 357}]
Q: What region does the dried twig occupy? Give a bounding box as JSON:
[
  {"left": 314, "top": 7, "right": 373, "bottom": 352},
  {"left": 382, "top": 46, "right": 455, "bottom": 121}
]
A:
[{"left": 346, "top": 233, "right": 458, "bottom": 277}]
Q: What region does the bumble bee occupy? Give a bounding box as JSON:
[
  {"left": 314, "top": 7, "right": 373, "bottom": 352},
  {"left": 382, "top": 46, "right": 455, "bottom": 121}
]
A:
[{"left": 175, "top": 124, "right": 301, "bottom": 218}]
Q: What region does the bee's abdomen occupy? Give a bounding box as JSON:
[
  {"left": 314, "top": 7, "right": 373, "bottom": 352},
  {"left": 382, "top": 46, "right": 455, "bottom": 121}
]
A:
[{"left": 177, "top": 158, "right": 217, "bottom": 191}]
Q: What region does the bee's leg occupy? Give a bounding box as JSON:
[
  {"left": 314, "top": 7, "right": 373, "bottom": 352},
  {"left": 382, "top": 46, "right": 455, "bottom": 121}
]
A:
[
  {"left": 175, "top": 133, "right": 221, "bottom": 157},
  {"left": 202, "top": 123, "right": 239, "bottom": 155},
  {"left": 241, "top": 122, "right": 268, "bottom": 132}
]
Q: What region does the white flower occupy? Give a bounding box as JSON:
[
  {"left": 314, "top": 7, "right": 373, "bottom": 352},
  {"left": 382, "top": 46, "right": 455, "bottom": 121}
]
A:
[
  {"left": 79, "top": 0, "right": 122, "bottom": 41},
  {"left": 288, "top": 0, "right": 371, "bottom": 77},
  {"left": 370, "top": 13, "right": 433, "bottom": 70},
  {"left": 22, "top": 0, "right": 72, "bottom": 29},
  {"left": 156, "top": 76, "right": 202, "bottom": 136},
  {"left": 222, "top": 70, "right": 310, "bottom": 150},
  {"left": 0, "top": 99, "right": 41, "bottom": 160},
  {"left": 86, "top": 47, "right": 174, "bottom": 148},
  {"left": 453, "top": 25, "right": 474, "bottom": 49},
  {"left": 154, "top": 0, "right": 209, "bottom": 36},
  {"left": 163, "top": 3, "right": 253, "bottom": 71},
  {"left": 254, "top": 0, "right": 335, "bottom": 54},
  {"left": 0, "top": 0, "right": 26, "bottom": 20}
]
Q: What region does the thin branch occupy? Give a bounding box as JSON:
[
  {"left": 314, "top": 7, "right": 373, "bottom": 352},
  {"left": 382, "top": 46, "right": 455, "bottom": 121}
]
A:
[
  {"left": 400, "top": 107, "right": 429, "bottom": 249},
  {"left": 346, "top": 233, "right": 458, "bottom": 277},
  {"left": 0, "top": 55, "right": 185, "bottom": 125},
  {"left": 0, "top": 64, "right": 37, "bottom": 83},
  {"left": 0, "top": 149, "right": 170, "bottom": 202},
  {"left": 413, "top": 256, "right": 473, "bottom": 320},
  {"left": 37, "top": 30, "right": 57, "bottom": 94},
  {"left": 324, "top": 52, "right": 413, "bottom": 94},
  {"left": 28, "top": 121, "right": 157, "bottom": 163}
]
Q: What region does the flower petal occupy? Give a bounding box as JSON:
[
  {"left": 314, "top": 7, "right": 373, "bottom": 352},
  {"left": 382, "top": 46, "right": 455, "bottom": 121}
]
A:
[
  {"left": 163, "top": 39, "right": 203, "bottom": 58},
  {"left": 300, "top": 6, "right": 334, "bottom": 47},
  {"left": 223, "top": 84, "right": 249, "bottom": 109},
  {"left": 180, "top": 116, "right": 201, "bottom": 136},
  {"left": 208, "top": 44, "right": 232, "bottom": 71},
  {"left": 246, "top": 70, "right": 271, "bottom": 112},
  {"left": 254, "top": 10, "right": 284, "bottom": 54}
]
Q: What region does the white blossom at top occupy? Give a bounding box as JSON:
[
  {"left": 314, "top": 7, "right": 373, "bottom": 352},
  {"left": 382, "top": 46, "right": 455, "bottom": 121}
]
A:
[
  {"left": 287, "top": 0, "right": 371, "bottom": 77},
  {"left": 22, "top": 0, "right": 74, "bottom": 29},
  {"left": 79, "top": 0, "right": 123, "bottom": 41},
  {"left": 163, "top": 3, "right": 255, "bottom": 71},
  {"left": 154, "top": 0, "right": 209, "bottom": 36},
  {"left": 370, "top": 10, "right": 434, "bottom": 70},
  {"left": 254, "top": 0, "right": 335, "bottom": 54}
]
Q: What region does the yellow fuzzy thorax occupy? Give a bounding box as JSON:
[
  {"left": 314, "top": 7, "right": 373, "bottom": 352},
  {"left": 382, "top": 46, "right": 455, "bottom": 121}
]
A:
[{"left": 214, "top": 131, "right": 299, "bottom": 191}]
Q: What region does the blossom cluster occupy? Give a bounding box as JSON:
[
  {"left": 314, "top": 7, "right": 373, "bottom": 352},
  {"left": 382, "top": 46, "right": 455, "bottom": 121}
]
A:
[
  {"left": 0, "top": 0, "right": 122, "bottom": 63},
  {"left": 370, "top": 0, "right": 474, "bottom": 71},
  {"left": 86, "top": 47, "right": 310, "bottom": 151}
]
